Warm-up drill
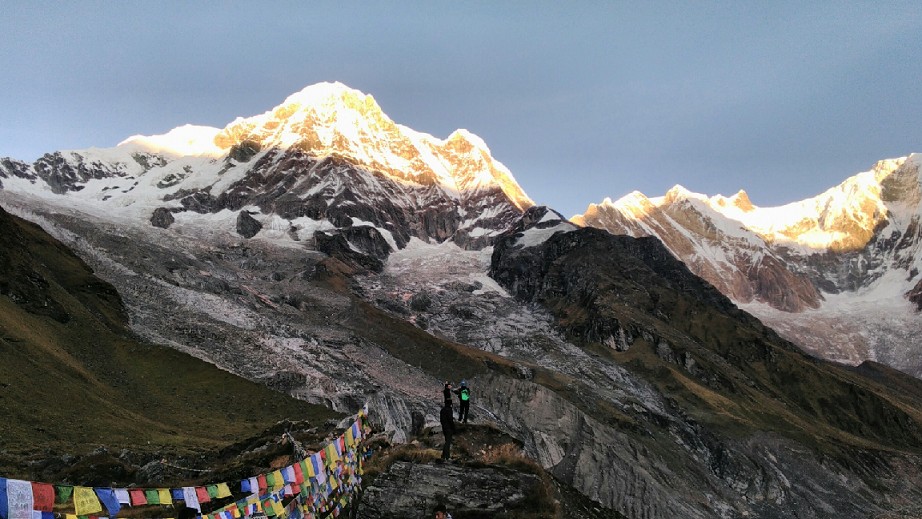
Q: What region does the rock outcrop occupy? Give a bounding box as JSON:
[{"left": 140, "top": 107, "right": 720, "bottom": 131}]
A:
[{"left": 359, "top": 461, "right": 544, "bottom": 518}]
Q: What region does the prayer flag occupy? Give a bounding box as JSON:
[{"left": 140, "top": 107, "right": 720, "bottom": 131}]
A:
[
  {"left": 129, "top": 489, "right": 147, "bottom": 506},
  {"left": 307, "top": 455, "right": 320, "bottom": 478},
  {"left": 6, "top": 480, "right": 32, "bottom": 519},
  {"left": 282, "top": 466, "right": 295, "bottom": 485},
  {"left": 93, "top": 489, "right": 120, "bottom": 517},
  {"left": 292, "top": 462, "right": 304, "bottom": 486},
  {"left": 159, "top": 489, "right": 173, "bottom": 505},
  {"left": 73, "top": 487, "right": 102, "bottom": 517},
  {"left": 270, "top": 471, "right": 284, "bottom": 490},
  {"left": 144, "top": 489, "right": 160, "bottom": 505},
  {"left": 260, "top": 499, "right": 275, "bottom": 517},
  {"left": 195, "top": 487, "right": 210, "bottom": 504},
  {"left": 113, "top": 489, "right": 130, "bottom": 505},
  {"left": 344, "top": 427, "right": 354, "bottom": 448},
  {"left": 216, "top": 483, "right": 231, "bottom": 499},
  {"left": 40, "top": 513, "right": 53, "bottom": 519},
  {"left": 206, "top": 486, "right": 218, "bottom": 500},
  {"left": 247, "top": 478, "right": 258, "bottom": 497},
  {"left": 324, "top": 444, "right": 339, "bottom": 467},
  {"left": 257, "top": 475, "right": 267, "bottom": 495},
  {"left": 0, "top": 478, "right": 7, "bottom": 519},
  {"left": 65, "top": 515, "right": 77, "bottom": 519},
  {"left": 54, "top": 486, "right": 73, "bottom": 505},
  {"left": 171, "top": 489, "right": 185, "bottom": 502},
  {"left": 240, "top": 480, "right": 250, "bottom": 493},
  {"left": 182, "top": 487, "right": 201, "bottom": 512},
  {"left": 30, "top": 484, "right": 54, "bottom": 513}
]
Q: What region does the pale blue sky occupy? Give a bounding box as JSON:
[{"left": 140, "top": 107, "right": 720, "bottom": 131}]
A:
[{"left": 1, "top": 2, "right": 920, "bottom": 216}]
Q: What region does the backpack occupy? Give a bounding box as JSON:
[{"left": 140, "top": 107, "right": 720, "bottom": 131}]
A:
[{"left": 460, "top": 388, "right": 470, "bottom": 401}]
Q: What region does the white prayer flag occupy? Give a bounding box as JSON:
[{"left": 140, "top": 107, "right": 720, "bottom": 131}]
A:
[
  {"left": 114, "top": 489, "right": 131, "bottom": 505},
  {"left": 7, "top": 480, "right": 33, "bottom": 519},
  {"left": 182, "top": 487, "right": 201, "bottom": 512}
]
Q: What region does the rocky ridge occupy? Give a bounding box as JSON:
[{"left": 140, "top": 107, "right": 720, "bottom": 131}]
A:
[{"left": 575, "top": 155, "right": 922, "bottom": 377}]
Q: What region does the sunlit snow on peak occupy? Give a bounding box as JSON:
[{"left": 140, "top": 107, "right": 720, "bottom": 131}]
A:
[{"left": 118, "top": 124, "right": 224, "bottom": 158}]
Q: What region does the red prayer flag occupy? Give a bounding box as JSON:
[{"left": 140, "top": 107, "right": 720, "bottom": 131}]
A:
[
  {"left": 129, "top": 488, "right": 148, "bottom": 506},
  {"left": 292, "top": 462, "right": 304, "bottom": 485},
  {"left": 31, "top": 482, "right": 55, "bottom": 512},
  {"left": 195, "top": 486, "right": 211, "bottom": 503}
]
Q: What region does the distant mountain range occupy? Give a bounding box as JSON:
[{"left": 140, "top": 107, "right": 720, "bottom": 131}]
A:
[
  {"left": 574, "top": 155, "right": 922, "bottom": 377},
  {"left": 3, "top": 82, "right": 922, "bottom": 517}
]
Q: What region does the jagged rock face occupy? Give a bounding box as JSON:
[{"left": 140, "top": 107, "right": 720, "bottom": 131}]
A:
[
  {"left": 236, "top": 210, "right": 262, "bottom": 238},
  {"left": 575, "top": 155, "right": 922, "bottom": 378},
  {"left": 482, "top": 217, "right": 922, "bottom": 517},
  {"left": 358, "top": 461, "right": 544, "bottom": 518},
  {"left": 149, "top": 207, "right": 175, "bottom": 229}
]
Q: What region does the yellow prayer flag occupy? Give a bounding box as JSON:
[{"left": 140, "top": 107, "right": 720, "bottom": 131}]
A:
[
  {"left": 345, "top": 427, "right": 355, "bottom": 448},
  {"left": 272, "top": 500, "right": 285, "bottom": 517},
  {"left": 216, "top": 483, "right": 232, "bottom": 498},
  {"left": 66, "top": 515, "right": 78, "bottom": 519},
  {"left": 73, "top": 487, "right": 103, "bottom": 516},
  {"left": 270, "top": 470, "right": 284, "bottom": 489},
  {"left": 159, "top": 489, "right": 173, "bottom": 505},
  {"left": 324, "top": 444, "right": 340, "bottom": 466}
]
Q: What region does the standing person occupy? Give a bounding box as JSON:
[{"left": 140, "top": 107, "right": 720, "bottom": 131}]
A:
[
  {"left": 443, "top": 381, "right": 453, "bottom": 406},
  {"left": 455, "top": 380, "right": 471, "bottom": 423},
  {"left": 439, "top": 400, "right": 455, "bottom": 461}
]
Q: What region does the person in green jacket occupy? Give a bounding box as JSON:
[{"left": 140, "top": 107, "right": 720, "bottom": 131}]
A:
[{"left": 455, "top": 379, "right": 471, "bottom": 423}]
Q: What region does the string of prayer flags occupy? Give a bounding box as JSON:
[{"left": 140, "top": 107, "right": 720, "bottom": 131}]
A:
[
  {"left": 0, "top": 404, "right": 370, "bottom": 519},
  {"left": 72, "top": 487, "right": 101, "bottom": 517}
]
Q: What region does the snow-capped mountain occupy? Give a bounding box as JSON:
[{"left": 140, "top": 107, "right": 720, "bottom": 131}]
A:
[
  {"left": 575, "top": 155, "right": 922, "bottom": 375},
  {"left": 0, "top": 82, "right": 533, "bottom": 265}
]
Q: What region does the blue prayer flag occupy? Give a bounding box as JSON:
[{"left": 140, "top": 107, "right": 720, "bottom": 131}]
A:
[
  {"left": 94, "top": 488, "right": 121, "bottom": 517},
  {"left": 0, "top": 478, "right": 8, "bottom": 519}
]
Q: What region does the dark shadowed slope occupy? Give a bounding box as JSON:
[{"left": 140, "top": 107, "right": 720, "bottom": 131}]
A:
[{"left": 0, "top": 204, "right": 339, "bottom": 479}]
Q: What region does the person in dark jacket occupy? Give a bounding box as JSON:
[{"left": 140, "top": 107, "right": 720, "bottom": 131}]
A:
[
  {"left": 442, "top": 381, "right": 453, "bottom": 406},
  {"left": 439, "top": 400, "right": 455, "bottom": 460},
  {"left": 455, "top": 379, "right": 471, "bottom": 423}
]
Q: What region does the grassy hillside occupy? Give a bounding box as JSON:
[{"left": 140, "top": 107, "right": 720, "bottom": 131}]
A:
[{"left": 0, "top": 205, "right": 340, "bottom": 480}]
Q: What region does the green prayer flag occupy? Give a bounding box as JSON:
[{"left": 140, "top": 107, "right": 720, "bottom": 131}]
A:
[
  {"left": 145, "top": 489, "right": 160, "bottom": 505},
  {"left": 206, "top": 485, "right": 218, "bottom": 499},
  {"left": 265, "top": 472, "right": 276, "bottom": 488},
  {"left": 55, "top": 486, "right": 74, "bottom": 504}
]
